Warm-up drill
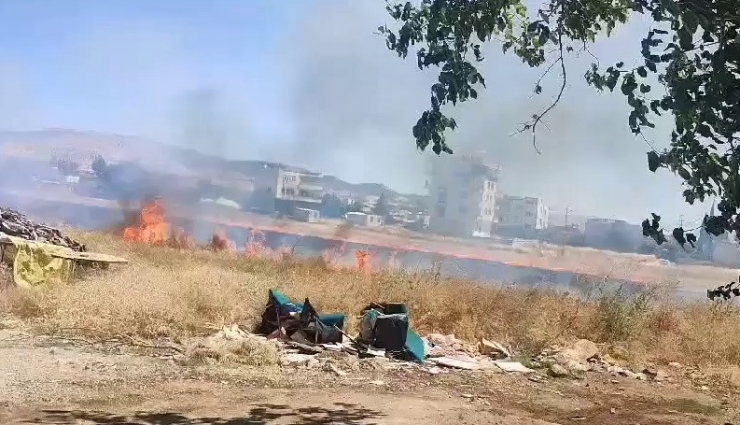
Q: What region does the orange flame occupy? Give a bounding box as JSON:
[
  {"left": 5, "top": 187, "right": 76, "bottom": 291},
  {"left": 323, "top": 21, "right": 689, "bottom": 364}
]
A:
[
  {"left": 210, "top": 229, "right": 236, "bottom": 251},
  {"left": 354, "top": 250, "right": 372, "bottom": 274},
  {"left": 245, "top": 229, "right": 267, "bottom": 258},
  {"left": 123, "top": 199, "right": 170, "bottom": 244}
]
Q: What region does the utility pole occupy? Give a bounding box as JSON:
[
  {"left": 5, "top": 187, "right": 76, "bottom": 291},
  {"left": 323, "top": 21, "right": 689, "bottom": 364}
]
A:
[
  {"left": 679, "top": 214, "right": 684, "bottom": 228},
  {"left": 565, "top": 206, "right": 572, "bottom": 227}
]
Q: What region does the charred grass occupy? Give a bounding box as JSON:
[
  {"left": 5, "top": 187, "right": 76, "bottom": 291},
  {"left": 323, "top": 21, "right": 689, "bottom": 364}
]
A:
[{"left": 0, "top": 231, "right": 739, "bottom": 369}]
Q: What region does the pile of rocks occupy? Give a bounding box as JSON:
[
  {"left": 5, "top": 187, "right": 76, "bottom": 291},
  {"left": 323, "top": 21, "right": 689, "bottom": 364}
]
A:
[
  {"left": 532, "top": 339, "right": 674, "bottom": 383},
  {"left": 0, "top": 207, "right": 85, "bottom": 251}
]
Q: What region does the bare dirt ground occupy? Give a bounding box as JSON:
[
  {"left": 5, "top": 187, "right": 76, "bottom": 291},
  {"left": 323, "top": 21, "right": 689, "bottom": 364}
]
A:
[{"left": 0, "top": 324, "right": 736, "bottom": 425}]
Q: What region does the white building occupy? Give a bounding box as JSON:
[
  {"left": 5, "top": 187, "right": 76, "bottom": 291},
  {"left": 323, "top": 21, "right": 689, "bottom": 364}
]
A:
[
  {"left": 345, "top": 212, "right": 384, "bottom": 227},
  {"left": 496, "top": 195, "right": 549, "bottom": 230},
  {"left": 426, "top": 154, "right": 499, "bottom": 237},
  {"left": 275, "top": 168, "right": 323, "bottom": 203}
]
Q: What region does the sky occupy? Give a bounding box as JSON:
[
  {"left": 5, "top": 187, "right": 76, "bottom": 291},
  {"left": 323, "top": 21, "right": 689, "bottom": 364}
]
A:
[{"left": 0, "top": 0, "right": 712, "bottom": 227}]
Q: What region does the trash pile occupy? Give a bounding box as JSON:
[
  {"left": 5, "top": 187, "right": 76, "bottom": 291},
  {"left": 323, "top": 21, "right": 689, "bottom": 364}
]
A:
[
  {"left": 0, "top": 207, "right": 86, "bottom": 251},
  {"left": 253, "top": 290, "right": 426, "bottom": 364},
  {"left": 242, "top": 289, "right": 531, "bottom": 375},
  {"left": 184, "top": 291, "right": 681, "bottom": 384}
]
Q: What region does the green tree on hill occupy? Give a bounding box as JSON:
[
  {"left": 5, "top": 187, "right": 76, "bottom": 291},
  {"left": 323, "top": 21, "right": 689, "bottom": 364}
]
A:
[
  {"left": 372, "top": 193, "right": 391, "bottom": 217},
  {"left": 380, "top": 0, "right": 739, "bottom": 249}
]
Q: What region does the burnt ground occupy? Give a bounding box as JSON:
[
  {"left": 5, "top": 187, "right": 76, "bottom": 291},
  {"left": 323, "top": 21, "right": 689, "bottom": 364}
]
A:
[{"left": 0, "top": 325, "right": 737, "bottom": 425}]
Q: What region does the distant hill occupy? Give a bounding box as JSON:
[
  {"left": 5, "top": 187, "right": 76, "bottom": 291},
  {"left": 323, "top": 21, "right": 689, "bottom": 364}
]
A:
[{"left": 0, "top": 129, "right": 414, "bottom": 200}]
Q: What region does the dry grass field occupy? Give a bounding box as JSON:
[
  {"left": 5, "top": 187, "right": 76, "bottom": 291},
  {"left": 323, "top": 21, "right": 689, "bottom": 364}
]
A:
[{"left": 0, "top": 230, "right": 739, "bottom": 370}]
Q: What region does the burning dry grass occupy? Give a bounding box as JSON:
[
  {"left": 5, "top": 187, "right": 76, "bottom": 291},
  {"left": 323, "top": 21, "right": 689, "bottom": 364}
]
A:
[{"left": 1, "top": 230, "right": 740, "bottom": 369}]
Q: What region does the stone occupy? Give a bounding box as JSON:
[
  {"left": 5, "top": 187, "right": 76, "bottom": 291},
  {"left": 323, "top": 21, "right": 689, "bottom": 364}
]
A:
[
  {"left": 281, "top": 353, "right": 316, "bottom": 367},
  {"left": 480, "top": 339, "right": 511, "bottom": 359},
  {"left": 427, "top": 366, "right": 444, "bottom": 375},
  {"left": 564, "top": 359, "right": 591, "bottom": 373},
  {"left": 608, "top": 365, "right": 638, "bottom": 379},
  {"left": 642, "top": 367, "right": 668, "bottom": 382},
  {"left": 560, "top": 339, "right": 599, "bottom": 363},
  {"left": 548, "top": 363, "right": 570, "bottom": 378}
]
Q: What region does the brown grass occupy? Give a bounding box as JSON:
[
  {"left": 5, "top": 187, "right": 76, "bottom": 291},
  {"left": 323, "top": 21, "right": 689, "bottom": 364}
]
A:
[{"left": 0, "top": 230, "right": 739, "bottom": 369}]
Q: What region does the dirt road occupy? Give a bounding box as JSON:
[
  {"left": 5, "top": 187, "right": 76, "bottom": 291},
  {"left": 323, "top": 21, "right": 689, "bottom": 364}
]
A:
[{"left": 0, "top": 326, "right": 736, "bottom": 425}]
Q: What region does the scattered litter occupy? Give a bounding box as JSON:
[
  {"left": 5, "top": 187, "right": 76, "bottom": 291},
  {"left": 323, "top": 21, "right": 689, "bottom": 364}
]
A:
[
  {"left": 431, "top": 356, "right": 481, "bottom": 370},
  {"left": 369, "top": 380, "right": 386, "bottom": 386},
  {"left": 253, "top": 290, "right": 434, "bottom": 373},
  {"left": 494, "top": 361, "right": 535, "bottom": 374},
  {"left": 0, "top": 207, "right": 85, "bottom": 251},
  {"left": 321, "top": 343, "right": 344, "bottom": 352},
  {"left": 365, "top": 347, "right": 386, "bottom": 357}
]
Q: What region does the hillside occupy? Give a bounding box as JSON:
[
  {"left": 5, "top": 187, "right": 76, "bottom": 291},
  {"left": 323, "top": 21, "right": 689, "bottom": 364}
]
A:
[{"left": 0, "top": 129, "right": 412, "bottom": 199}]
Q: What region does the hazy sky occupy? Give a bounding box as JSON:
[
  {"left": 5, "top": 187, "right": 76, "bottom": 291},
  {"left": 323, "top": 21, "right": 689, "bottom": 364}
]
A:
[{"left": 0, "top": 0, "right": 710, "bottom": 226}]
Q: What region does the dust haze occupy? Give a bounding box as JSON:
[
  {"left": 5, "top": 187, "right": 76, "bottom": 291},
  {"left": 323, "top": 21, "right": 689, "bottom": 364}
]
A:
[{"left": 0, "top": 1, "right": 709, "bottom": 225}]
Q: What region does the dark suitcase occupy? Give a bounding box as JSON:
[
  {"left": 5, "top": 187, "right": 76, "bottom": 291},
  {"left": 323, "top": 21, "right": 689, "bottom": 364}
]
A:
[{"left": 372, "top": 313, "right": 409, "bottom": 352}]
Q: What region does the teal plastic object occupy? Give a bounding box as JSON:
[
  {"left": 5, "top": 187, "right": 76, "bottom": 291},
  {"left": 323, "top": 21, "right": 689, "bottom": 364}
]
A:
[
  {"left": 269, "top": 289, "right": 346, "bottom": 330},
  {"left": 404, "top": 329, "right": 426, "bottom": 363}
]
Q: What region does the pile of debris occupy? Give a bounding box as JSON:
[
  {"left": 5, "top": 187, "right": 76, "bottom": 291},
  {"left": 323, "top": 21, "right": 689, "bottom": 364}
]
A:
[
  {"left": 0, "top": 207, "right": 85, "bottom": 252},
  {"left": 245, "top": 289, "right": 533, "bottom": 375},
  {"left": 253, "top": 290, "right": 425, "bottom": 364},
  {"left": 184, "top": 302, "right": 682, "bottom": 387}
]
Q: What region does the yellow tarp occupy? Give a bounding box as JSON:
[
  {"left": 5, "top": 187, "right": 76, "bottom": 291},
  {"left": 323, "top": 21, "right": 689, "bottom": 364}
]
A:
[{"left": 2, "top": 235, "right": 73, "bottom": 288}]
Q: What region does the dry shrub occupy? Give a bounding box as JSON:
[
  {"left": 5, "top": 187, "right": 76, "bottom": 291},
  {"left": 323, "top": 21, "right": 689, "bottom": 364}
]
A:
[
  {"left": 3, "top": 230, "right": 740, "bottom": 368},
  {"left": 184, "top": 338, "right": 280, "bottom": 367}
]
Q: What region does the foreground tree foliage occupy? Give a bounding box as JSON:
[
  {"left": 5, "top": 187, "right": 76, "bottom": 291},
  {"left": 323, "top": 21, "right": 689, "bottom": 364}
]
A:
[{"left": 379, "top": 0, "right": 740, "bottom": 249}]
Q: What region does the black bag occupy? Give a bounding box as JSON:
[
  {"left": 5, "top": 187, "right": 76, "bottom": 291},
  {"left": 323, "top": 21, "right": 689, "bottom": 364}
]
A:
[
  {"left": 373, "top": 314, "right": 409, "bottom": 352},
  {"left": 360, "top": 303, "right": 409, "bottom": 352}
]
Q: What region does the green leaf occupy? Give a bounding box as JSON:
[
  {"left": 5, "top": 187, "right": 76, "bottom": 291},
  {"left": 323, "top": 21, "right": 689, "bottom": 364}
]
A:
[
  {"left": 647, "top": 151, "right": 662, "bottom": 172},
  {"left": 637, "top": 67, "right": 648, "bottom": 78},
  {"left": 677, "top": 28, "right": 693, "bottom": 50}
]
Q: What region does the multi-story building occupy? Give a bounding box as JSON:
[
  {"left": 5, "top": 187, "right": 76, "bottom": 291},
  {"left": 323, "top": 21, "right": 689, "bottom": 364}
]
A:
[
  {"left": 496, "top": 195, "right": 549, "bottom": 231},
  {"left": 243, "top": 163, "right": 324, "bottom": 215},
  {"left": 274, "top": 167, "right": 323, "bottom": 216},
  {"left": 426, "top": 154, "right": 499, "bottom": 237}
]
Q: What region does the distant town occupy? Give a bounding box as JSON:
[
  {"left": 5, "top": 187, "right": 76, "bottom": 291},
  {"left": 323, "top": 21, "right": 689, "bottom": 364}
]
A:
[{"left": 0, "top": 129, "right": 737, "bottom": 268}]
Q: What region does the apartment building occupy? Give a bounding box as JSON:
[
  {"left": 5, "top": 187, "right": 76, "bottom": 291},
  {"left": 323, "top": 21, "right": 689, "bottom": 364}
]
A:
[
  {"left": 426, "top": 154, "right": 499, "bottom": 237},
  {"left": 274, "top": 167, "right": 323, "bottom": 216},
  {"left": 496, "top": 195, "right": 549, "bottom": 231}
]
